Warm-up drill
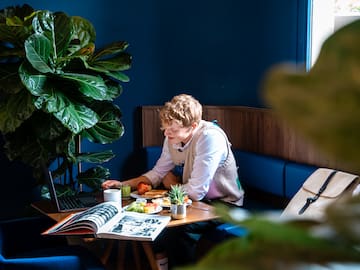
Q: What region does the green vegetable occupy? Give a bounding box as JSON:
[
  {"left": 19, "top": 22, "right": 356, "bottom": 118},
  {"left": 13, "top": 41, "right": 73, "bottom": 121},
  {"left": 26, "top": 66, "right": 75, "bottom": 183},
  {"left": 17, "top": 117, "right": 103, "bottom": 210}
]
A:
[{"left": 125, "top": 202, "right": 145, "bottom": 213}]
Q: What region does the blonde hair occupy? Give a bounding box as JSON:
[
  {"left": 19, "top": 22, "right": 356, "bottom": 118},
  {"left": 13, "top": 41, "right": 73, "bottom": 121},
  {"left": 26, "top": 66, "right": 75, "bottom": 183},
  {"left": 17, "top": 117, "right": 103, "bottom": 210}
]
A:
[{"left": 159, "top": 94, "right": 202, "bottom": 128}]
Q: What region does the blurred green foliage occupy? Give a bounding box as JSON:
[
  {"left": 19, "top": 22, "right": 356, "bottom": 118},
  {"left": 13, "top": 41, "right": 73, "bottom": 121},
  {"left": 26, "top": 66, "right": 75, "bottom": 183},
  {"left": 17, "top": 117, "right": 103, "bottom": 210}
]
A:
[{"left": 180, "top": 19, "right": 360, "bottom": 270}]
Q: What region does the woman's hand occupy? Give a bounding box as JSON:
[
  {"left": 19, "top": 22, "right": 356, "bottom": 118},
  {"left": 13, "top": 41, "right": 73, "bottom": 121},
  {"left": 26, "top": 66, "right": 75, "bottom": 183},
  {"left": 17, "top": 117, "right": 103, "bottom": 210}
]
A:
[
  {"left": 102, "top": 176, "right": 152, "bottom": 190},
  {"left": 101, "top": 180, "right": 121, "bottom": 189}
]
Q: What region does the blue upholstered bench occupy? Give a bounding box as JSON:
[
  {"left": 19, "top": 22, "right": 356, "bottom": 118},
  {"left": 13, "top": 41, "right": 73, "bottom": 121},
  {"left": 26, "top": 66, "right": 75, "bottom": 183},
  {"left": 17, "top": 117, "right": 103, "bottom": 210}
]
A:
[
  {"left": 284, "top": 161, "right": 318, "bottom": 199},
  {"left": 142, "top": 146, "right": 317, "bottom": 210}
]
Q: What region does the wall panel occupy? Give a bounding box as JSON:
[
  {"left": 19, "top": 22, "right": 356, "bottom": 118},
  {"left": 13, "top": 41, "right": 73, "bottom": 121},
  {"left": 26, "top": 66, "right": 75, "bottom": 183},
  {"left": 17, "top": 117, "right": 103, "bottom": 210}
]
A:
[{"left": 142, "top": 106, "right": 344, "bottom": 170}]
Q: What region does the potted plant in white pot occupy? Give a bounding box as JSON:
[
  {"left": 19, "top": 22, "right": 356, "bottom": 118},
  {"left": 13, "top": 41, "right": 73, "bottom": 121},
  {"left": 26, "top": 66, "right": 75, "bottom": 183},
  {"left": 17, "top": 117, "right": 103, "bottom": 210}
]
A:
[
  {"left": 169, "top": 184, "right": 187, "bottom": 219},
  {"left": 0, "top": 4, "right": 131, "bottom": 196}
]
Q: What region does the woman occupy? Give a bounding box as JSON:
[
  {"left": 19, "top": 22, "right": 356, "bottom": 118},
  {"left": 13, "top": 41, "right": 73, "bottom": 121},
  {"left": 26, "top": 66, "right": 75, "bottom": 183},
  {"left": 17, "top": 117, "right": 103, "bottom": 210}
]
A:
[
  {"left": 103, "top": 94, "right": 245, "bottom": 268},
  {"left": 102, "top": 94, "right": 244, "bottom": 206}
]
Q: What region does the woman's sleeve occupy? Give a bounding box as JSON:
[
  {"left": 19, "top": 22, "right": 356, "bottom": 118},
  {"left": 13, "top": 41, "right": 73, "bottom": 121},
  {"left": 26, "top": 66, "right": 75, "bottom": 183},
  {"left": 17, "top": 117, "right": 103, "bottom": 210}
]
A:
[{"left": 184, "top": 129, "right": 227, "bottom": 201}]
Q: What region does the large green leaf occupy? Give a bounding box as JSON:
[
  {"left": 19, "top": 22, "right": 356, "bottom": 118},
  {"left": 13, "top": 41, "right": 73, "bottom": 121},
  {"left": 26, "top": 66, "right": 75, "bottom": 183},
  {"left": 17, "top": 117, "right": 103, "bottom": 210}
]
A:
[
  {"left": 52, "top": 12, "right": 72, "bottom": 58},
  {"left": 4, "top": 116, "right": 46, "bottom": 165},
  {"left": 81, "top": 102, "right": 124, "bottom": 143},
  {"left": 106, "top": 81, "right": 123, "bottom": 99},
  {"left": 0, "top": 4, "right": 34, "bottom": 47},
  {"left": 76, "top": 150, "right": 115, "bottom": 164},
  {"left": 5, "top": 134, "right": 43, "bottom": 166},
  {"left": 32, "top": 10, "right": 54, "bottom": 38},
  {"left": 68, "top": 16, "right": 96, "bottom": 55},
  {"left": 0, "top": 4, "right": 34, "bottom": 24},
  {"left": 77, "top": 166, "right": 110, "bottom": 191},
  {"left": 33, "top": 112, "right": 70, "bottom": 141},
  {"left": 33, "top": 114, "right": 73, "bottom": 164},
  {"left": 86, "top": 42, "right": 132, "bottom": 79},
  {"left": 81, "top": 118, "right": 124, "bottom": 144},
  {"left": 91, "top": 41, "right": 129, "bottom": 61},
  {"left": 106, "top": 71, "right": 130, "bottom": 83},
  {"left": 19, "top": 62, "right": 48, "bottom": 96},
  {"left": 0, "top": 63, "right": 24, "bottom": 94},
  {"left": 35, "top": 88, "right": 69, "bottom": 113},
  {"left": 3, "top": 111, "right": 73, "bottom": 174},
  {"left": 24, "top": 79, "right": 99, "bottom": 134},
  {"left": 0, "top": 24, "right": 31, "bottom": 47},
  {"left": 90, "top": 52, "right": 132, "bottom": 72},
  {"left": 0, "top": 89, "right": 35, "bottom": 133},
  {"left": 24, "top": 33, "right": 53, "bottom": 73},
  {"left": 61, "top": 72, "right": 111, "bottom": 101},
  {"left": 31, "top": 11, "right": 73, "bottom": 68},
  {"left": 53, "top": 99, "right": 99, "bottom": 134}
]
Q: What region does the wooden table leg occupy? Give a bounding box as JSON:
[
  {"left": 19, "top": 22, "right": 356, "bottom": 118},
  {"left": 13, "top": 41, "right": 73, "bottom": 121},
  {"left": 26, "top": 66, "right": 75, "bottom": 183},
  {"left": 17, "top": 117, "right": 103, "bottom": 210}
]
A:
[
  {"left": 117, "top": 240, "right": 127, "bottom": 269},
  {"left": 131, "top": 242, "right": 142, "bottom": 270},
  {"left": 100, "top": 239, "right": 114, "bottom": 265},
  {"left": 141, "top": 241, "right": 160, "bottom": 270}
]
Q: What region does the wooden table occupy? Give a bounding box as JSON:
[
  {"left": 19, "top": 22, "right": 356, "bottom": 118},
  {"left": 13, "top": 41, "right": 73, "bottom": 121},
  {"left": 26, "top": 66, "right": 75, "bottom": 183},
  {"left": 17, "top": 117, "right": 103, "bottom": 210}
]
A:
[{"left": 32, "top": 198, "right": 219, "bottom": 270}]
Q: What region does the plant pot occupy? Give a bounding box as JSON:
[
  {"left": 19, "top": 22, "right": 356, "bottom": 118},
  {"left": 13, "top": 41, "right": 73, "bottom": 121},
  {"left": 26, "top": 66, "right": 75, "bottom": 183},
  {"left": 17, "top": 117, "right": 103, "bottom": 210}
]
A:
[{"left": 170, "top": 204, "right": 186, "bottom": 219}]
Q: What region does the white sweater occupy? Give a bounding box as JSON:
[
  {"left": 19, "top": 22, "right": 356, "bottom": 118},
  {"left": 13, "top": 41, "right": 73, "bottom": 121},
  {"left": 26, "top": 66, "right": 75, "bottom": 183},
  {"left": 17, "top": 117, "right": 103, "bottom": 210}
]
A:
[{"left": 143, "top": 120, "right": 244, "bottom": 206}]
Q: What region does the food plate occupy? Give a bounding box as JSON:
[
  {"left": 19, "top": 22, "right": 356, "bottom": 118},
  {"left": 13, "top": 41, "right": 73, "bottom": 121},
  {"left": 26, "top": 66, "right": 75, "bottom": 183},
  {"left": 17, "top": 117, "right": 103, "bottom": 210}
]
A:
[
  {"left": 130, "top": 190, "right": 168, "bottom": 199},
  {"left": 152, "top": 197, "right": 192, "bottom": 208},
  {"left": 123, "top": 204, "right": 163, "bottom": 214}
]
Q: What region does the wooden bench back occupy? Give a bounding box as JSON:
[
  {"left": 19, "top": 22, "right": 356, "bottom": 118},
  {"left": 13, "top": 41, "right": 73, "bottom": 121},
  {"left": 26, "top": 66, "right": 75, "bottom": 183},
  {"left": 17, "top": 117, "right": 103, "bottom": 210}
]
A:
[{"left": 141, "top": 105, "right": 344, "bottom": 170}]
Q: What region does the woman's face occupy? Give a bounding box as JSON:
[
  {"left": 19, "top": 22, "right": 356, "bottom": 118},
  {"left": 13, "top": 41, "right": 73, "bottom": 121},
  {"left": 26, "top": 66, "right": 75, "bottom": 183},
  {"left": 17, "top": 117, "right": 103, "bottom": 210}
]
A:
[{"left": 161, "top": 121, "right": 194, "bottom": 145}]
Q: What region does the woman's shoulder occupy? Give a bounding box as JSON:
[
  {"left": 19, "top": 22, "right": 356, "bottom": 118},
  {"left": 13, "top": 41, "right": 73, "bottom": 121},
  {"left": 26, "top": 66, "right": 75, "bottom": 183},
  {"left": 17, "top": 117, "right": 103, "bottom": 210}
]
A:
[
  {"left": 200, "top": 120, "right": 225, "bottom": 135},
  {"left": 197, "top": 122, "right": 226, "bottom": 142}
]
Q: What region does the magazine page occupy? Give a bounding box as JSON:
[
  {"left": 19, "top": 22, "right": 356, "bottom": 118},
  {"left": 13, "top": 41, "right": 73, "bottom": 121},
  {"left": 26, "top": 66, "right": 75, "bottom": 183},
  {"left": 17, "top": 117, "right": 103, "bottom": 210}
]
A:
[
  {"left": 43, "top": 202, "right": 122, "bottom": 235},
  {"left": 96, "top": 211, "right": 171, "bottom": 241}
]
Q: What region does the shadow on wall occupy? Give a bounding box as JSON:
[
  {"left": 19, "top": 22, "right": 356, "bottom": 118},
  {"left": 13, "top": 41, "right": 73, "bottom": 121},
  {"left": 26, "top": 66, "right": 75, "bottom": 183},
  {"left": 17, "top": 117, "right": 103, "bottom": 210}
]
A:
[
  {"left": 120, "top": 149, "right": 149, "bottom": 180},
  {"left": 120, "top": 107, "right": 149, "bottom": 180},
  {"left": 0, "top": 139, "right": 41, "bottom": 220}
]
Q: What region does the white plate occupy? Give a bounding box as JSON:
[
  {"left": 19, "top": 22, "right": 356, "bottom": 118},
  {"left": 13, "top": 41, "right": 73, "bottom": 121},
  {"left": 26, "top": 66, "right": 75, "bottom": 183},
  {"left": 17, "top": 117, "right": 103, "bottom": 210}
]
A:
[
  {"left": 123, "top": 204, "right": 163, "bottom": 214},
  {"left": 152, "top": 197, "right": 192, "bottom": 208},
  {"left": 151, "top": 197, "right": 171, "bottom": 208}
]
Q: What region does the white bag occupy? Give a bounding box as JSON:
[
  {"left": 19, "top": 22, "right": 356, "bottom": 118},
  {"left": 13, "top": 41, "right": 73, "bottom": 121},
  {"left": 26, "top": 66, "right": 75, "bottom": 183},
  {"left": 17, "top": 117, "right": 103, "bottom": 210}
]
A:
[{"left": 281, "top": 168, "right": 359, "bottom": 221}]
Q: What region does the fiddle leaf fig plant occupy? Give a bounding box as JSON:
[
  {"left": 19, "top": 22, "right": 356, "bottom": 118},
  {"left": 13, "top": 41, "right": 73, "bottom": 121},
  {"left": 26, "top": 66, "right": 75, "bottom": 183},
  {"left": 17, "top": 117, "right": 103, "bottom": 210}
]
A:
[{"left": 0, "top": 4, "right": 131, "bottom": 193}]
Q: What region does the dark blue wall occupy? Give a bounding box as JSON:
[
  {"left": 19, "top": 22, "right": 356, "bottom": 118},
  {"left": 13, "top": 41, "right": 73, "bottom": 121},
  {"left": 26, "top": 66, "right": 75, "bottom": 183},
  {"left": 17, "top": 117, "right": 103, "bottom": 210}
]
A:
[{"left": 0, "top": 0, "right": 309, "bottom": 217}]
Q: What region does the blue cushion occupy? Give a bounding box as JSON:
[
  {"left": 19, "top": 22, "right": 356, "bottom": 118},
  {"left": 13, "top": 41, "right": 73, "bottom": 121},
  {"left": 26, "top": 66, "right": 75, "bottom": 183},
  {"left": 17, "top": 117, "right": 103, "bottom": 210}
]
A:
[
  {"left": 198, "top": 223, "right": 248, "bottom": 245},
  {"left": 284, "top": 162, "right": 317, "bottom": 199},
  {"left": 216, "top": 223, "right": 248, "bottom": 237},
  {"left": 144, "top": 146, "right": 162, "bottom": 170},
  {"left": 0, "top": 217, "right": 105, "bottom": 270},
  {"left": 234, "top": 150, "right": 286, "bottom": 197}
]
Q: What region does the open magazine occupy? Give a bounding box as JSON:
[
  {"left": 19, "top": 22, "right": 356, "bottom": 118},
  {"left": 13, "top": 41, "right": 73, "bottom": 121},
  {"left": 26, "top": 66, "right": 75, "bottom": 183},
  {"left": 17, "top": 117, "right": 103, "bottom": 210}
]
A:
[{"left": 42, "top": 202, "right": 171, "bottom": 241}]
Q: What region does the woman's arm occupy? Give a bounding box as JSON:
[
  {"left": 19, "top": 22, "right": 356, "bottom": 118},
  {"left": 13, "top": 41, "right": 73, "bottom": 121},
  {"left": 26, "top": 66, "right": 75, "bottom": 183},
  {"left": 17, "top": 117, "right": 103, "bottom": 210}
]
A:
[
  {"left": 101, "top": 175, "right": 151, "bottom": 190},
  {"left": 102, "top": 138, "right": 175, "bottom": 190},
  {"left": 184, "top": 129, "right": 227, "bottom": 201}
]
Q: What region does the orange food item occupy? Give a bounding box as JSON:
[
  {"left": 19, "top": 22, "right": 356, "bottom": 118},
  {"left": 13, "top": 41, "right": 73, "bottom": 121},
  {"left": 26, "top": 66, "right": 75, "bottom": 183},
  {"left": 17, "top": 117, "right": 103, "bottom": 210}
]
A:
[
  {"left": 184, "top": 195, "right": 189, "bottom": 204},
  {"left": 137, "top": 182, "right": 152, "bottom": 195},
  {"left": 144, "top": 202, "right": 158, "bottom": 213}
]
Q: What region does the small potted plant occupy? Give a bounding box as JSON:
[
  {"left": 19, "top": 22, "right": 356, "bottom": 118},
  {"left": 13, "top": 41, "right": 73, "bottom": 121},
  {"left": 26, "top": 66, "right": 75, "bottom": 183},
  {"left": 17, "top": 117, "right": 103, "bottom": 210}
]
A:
[{"left": 168, "top": 184, "right": 187, "bottom": 219}]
